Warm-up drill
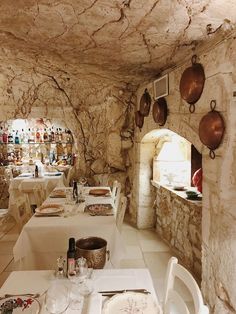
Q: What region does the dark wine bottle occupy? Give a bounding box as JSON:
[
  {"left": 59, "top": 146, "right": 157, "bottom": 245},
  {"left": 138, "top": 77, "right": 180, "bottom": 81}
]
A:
[{"left": 67, "top": 237, "right": 76, "bottom": 276}]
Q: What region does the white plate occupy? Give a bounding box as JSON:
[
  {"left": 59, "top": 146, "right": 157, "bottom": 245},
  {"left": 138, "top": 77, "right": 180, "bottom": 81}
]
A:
[
  {"left": 102, "top": 292, "right": 161, "bottom": 314},
  {"left": 0, "top": 296, "right": 40, "bottom": 313},
  {"left": 35, "top": 203, "right": 64, "bottom": 214}
]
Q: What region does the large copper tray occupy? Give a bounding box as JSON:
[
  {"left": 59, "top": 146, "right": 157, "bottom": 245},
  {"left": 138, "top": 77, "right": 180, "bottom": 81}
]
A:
[
  {"left": 152, "top": 97, "right": 168, "bottom": 126},
  {"left": 89, "top": 188, "right": 110, "bottom": 196},
  {"left": 179, "top": 55, "right": 205, "bottom": 112},
  {"left": 199, "top": 100, "right": 225, "bottom": 159},
  {"left": 135, "top": 110, "right": 144, "bottom": 130},
  {"left": 139, "top": 88, "right": 151, "bottom": 116}
]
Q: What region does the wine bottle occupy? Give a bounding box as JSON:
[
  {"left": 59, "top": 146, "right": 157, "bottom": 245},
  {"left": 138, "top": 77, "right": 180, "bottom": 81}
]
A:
[
  {"left": 51, "top": 127, "right": 55, "bottom": 143},
  {"left": 20, "top": 129, "right": 25, "bottom": 143},
  {"left": 43, "top": 129, "right": 48, "bottom": 142},
  {"left": 35, "top": 165, "right": 39, "bottom": 178},
  {"left": 15, "top": 130, "right": 20, "bottom": 144},
  {"left": 55, "top": 128, "right": 59, "bottom": 143},
  {"left": 0, "top": 127, "right": 3, "bottom": 143},
  {"left": 8, "top": 130, "right": 13, "bottom": 143},
  {"left": 3, "top": 129, "right": 8, "bottom": 143},
  {"left": 67, "top": 237, "right": 76, "bottom": 277},
  {"left": 36, "top": 129, "right": 41, "bottom": 143}
]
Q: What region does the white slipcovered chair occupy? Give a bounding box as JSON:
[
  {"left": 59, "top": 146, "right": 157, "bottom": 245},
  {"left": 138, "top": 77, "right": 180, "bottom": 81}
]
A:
[
  {"left": 33, "top": 184, "right": 46, "bottom": 208},
  {"left": 116, "top": 194, "right": 127, "bottom": 232},
  {"left": 111, "top": 180, "right": 121, "bottom": 215},
  {"left": 9, "top": 195, "right": 32, "bottom": 232},
  {"left": 163, "top": 257, "right": 209, "bottom": 314}
]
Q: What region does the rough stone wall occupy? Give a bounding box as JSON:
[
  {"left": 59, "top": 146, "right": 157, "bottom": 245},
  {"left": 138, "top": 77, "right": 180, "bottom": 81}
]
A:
[
  {"left": 0, "top": 62, "right": 136, "bottom": 191},
  {"left": 131, "top": 36, "right": 236, "bottom": 313},
  {"left": 155, "top": 184, "right": 202, "bottom": 280}
]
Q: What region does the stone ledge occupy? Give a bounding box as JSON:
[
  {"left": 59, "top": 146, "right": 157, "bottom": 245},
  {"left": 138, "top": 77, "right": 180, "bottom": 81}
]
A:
[{"left": 151, "top": 180, "right": 202, "bottom": 208}]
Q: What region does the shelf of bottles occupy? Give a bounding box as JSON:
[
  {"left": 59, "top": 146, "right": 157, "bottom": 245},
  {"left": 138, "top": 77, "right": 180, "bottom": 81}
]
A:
[{"left": 0, "top": 119, "right": 74, "bottom": 166}]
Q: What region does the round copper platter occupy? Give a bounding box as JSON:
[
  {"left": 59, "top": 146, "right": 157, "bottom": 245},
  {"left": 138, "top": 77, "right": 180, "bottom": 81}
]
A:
[
  {"left": 135, "top": 110, "right": 144, "bottom": 130},
  {"left": 199, "top": 100, "right": 225, "bottom": 159},
  {"left": 139, "top": 88, "right": 151, "bottom": 116},
  {"left": 179, "top": 55, "right": 205, "bottom": 112},
  {"left": 152, "top": 97, "right": 168, "bottom": 126}
]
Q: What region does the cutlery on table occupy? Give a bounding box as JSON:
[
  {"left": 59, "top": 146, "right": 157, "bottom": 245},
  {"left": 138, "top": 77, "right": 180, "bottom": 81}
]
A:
[
  {"left": 0, "top": 293, "right": 41, "bottom": 300},
  {"left": 98, "top": 289, "right": 150, "bottom": 296}
]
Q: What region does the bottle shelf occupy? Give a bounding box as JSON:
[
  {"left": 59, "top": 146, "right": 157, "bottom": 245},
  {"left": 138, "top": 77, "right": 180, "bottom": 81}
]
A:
[{"left": 0, "top": 142, "right": 73, "bottom": 145}]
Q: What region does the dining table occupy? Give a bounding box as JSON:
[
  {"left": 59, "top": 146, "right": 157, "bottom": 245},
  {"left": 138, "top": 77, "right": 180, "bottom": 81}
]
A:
[
  {"left": 8, "top": 172, "right": 65, "bottom": 207},
  {"left": 0, "top": 268, "right": 161, "bottom": 313},
  {"left": 13, "top": 186, "right": 125, "bottom": 270}
]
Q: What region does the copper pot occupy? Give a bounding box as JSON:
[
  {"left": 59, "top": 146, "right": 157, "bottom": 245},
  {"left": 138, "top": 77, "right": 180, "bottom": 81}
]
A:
[
  {"left": 135, "top": 110, "right": 144, "bottom": 131},
  {"left": 139, "top": 89, "right": 151, "bottom": 116},
  {"left": 199, "top": 100, "right": 225, "bottom": 159},
  {"left": 75, "top": 237, "right": 110, "bottom": 269},
  {"left": 179, "top": 55, "right": 205, "bottom": 112},
  {"left": 152, "top": 97, "right": 168, "bottom": 126}
]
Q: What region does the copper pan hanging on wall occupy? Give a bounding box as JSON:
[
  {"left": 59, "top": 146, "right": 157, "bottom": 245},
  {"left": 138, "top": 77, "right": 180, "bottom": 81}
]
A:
[
  {"left": 199, "top": 100, "right": 225, "bottom": 159},
  {"left": 139, "top": 88, "right": 151, "bottom": 116},
  {"left": 179, "top": 55, "right": 205, "bottom": 113},
  {"left": 135, "top": 110, "right": 144, "bottom": 131},
  {"left": 152, "top": 97, "right": 168, "bottom": 126}
]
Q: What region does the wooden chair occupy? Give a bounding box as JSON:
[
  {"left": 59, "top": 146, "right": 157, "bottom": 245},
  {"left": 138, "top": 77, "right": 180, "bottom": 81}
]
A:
[
  {"left": 111, "top": 180, "right": 121, "bottom": 213},
  {"left": 9, "top": 195, "right": 32, "bottom": 232},
  {"left": 116, "top": 195, "right": 127, "bottom": 232},
  {"left": 163, "top": 257, "right": 209, "bottom": 314}
]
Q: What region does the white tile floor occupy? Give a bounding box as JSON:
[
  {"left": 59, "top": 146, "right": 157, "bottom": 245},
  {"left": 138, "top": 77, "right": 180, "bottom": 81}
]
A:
[{"left": 0, "top": 220, "right": 194, "bottom": 311}]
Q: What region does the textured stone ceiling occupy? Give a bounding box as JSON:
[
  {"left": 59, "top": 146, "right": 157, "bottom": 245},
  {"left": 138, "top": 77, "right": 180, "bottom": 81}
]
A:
[{"left": 0, "top": 0, "right": 235, "bottom": 83}]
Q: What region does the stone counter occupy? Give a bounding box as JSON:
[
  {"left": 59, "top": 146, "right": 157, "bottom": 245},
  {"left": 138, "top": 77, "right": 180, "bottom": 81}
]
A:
[{"left": 152, "top": 181, "right": 202, "bottom": 280}]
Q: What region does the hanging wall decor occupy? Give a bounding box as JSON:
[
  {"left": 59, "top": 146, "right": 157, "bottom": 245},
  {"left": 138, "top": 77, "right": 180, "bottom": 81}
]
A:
[
  {"left": 152, "top": 97, "right": 168, "bottom": 126},
  {"left": 135, "top": 110, "right": 144, "bottom": 131},
  {"left": 199, "top": 100, "right": 225, "bottom": 159},
  {"left": 179, "top": 55, "right": 205, "bottom": 113},
  {"left": 139, "top": 89, "right": 151, "bottom": 116}
]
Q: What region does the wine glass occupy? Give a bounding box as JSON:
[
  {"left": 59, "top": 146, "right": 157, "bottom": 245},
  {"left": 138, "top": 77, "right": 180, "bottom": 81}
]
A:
[
  {"left": 76, "top": 257, "right": 93, "bottom": 296},
  {"left": 45, "top": 281, "right": 69, "bottom": 314}
]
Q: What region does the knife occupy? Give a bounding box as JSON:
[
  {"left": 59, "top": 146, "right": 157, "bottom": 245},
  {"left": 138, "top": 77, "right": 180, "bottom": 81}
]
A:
[{"left": 98, "top": 289, "right": 150, "bottom": 296}]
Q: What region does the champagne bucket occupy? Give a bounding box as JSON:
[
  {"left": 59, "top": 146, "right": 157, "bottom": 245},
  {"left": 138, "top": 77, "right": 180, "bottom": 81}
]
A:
[{"left": 75, "top": 237, "right": 110, "bottom": 269}]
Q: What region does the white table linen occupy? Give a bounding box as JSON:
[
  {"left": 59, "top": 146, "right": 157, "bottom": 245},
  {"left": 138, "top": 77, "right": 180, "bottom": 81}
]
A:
[
  {"left": 0, "top": 269, "right": 159, "bottom": 314},
  {"left": 9, "top": 173, "right": 65, "bottom": 206},
  {"left": 13, "top": 188, "right": 125, "bottom": 270}
]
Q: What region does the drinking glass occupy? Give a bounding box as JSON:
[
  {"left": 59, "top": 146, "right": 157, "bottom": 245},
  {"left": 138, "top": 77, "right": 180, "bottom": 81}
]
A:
[
  {"left": 65, "top": 189, "right": 74, "bottom": 205},
  {"left": 45, "top": 281, "right": 69, "bottom": 314}
]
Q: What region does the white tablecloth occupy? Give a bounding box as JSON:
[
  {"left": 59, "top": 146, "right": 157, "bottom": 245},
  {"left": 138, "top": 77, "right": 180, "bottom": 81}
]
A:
[
  {"left": 0, "top": 269, "right": 160, "bottom": 314},
  {"left": 9, "top": 173, "right": 65, "bottom": 205},
  {"left": 13, "top": 189, "right": 125, "bottom": 270}
]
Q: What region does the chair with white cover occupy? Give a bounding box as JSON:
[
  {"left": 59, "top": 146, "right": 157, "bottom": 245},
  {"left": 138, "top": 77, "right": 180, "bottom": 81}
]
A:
[
  {"left": 33, "top": 184, "right": 46, "bottom": 208},
  {"left": 163, "top": 257, "right": 209, "bottom": 314},
  {"left": 9, "top": 195, "right": 31, "bottom": 232},
  {"left": 116, "top": 194, "right": 127, "bottom": 232},
  {"left": 111, "top": 180, "right": 121, "bottom": 214}
]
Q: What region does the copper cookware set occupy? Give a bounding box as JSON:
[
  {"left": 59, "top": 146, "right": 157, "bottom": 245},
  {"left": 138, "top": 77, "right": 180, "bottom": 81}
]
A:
[{"left": 135, "top": 54, "right": 225, "bottom": 159}]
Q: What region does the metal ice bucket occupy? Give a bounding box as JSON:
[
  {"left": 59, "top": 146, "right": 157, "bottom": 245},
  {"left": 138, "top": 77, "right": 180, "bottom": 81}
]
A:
[{"left": 75, "top": 237, "right": 110, "bottom": 269}]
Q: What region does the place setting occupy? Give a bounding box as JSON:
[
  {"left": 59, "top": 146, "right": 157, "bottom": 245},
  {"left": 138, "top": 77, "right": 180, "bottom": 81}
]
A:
[{"left": 34, "top": 203, "right": 64, "bottom": 217}]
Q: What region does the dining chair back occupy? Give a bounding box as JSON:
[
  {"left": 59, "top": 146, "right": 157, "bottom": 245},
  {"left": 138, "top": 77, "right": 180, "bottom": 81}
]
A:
[
  {"left": 9, "top": 195, "right": 31, "bottom": 232},
  {"left": 116, "top": 195, "right": 127, "bottom": 232},
  {"left": 33, "top": 184, "right": 46, "bottom": 208},
  {"left": 111, "top": 180, "right": 121, "bottom": 212},
  {"left": 163, "top": 257, "right": 209, "bottom": 314}
]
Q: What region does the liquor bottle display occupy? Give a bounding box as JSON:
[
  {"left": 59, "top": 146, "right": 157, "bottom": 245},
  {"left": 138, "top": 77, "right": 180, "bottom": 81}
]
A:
[{"left": 0, "top": 119, "right": 74, "bottom": 166}]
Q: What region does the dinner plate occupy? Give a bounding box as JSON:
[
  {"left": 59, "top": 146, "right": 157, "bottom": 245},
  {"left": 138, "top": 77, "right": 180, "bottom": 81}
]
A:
[
  {"left": 50, "top": 189, "right": 66, "bottom": 198},
  {"left": 102, "top": 292, "right": 160, "bottom": 314},
  {"left": 0, "top": 296, "right": 40, "bottom": 313},
  {"left": 89, "top": 189, "right": 110, "bottom": 196},
  {"left": 35, "top": 203, "right": 64, "bottom": 214}
]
